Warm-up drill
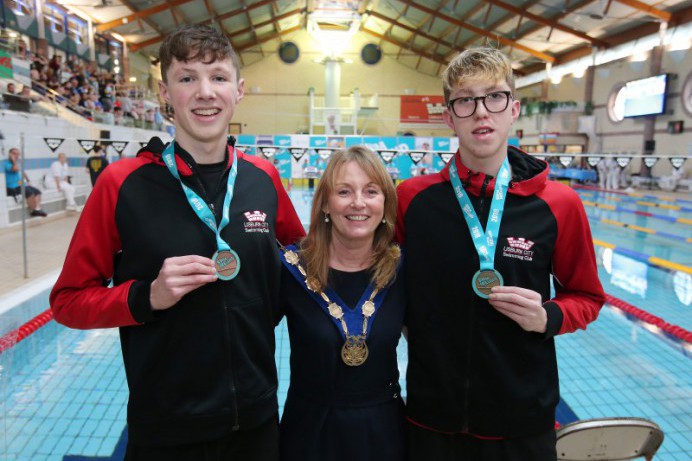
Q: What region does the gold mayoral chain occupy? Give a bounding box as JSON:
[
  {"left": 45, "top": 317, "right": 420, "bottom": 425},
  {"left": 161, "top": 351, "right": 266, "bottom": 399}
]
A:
[{"left": 284, "top": 249, "right": 378, "bottom": 367}]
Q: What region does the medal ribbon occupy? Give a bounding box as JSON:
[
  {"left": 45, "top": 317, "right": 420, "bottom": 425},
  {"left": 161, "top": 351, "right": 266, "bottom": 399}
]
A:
[
  {"left": 162, "top": 140, "right": 238, "bottom": 253},
  {"left": 280, "top": 245, "right": 391, "bottom": 341},
  {"left": 448, "top": 157, "right": 511, "bottom": 271}
]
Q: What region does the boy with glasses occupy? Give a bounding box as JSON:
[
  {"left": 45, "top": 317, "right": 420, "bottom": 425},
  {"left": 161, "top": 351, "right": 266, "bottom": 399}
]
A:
[{"left": 395, "top": 47, "right": 604, "bottom": 460}]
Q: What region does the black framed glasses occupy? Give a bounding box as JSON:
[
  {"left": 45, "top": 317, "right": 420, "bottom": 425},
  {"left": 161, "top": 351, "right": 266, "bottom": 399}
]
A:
[{"left": 447, "top": 91, "right": 513, "bottom": 118}]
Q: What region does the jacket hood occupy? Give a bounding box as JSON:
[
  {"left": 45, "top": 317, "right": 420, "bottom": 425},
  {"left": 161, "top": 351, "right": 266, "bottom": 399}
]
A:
[
  {"left": 136, "top": 136, "right": 238, "bottom": 177},
  {"left": 442, "top": 146, "right": 549, "bottom": 197}
]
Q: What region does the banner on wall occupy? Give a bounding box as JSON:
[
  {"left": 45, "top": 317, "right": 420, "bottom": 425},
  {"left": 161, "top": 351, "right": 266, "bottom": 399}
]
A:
[
  {"left": 438, "top": 152, "right": 454, "bottom": 164},
  {"left": 257, "top": 146, "right": 278, "bottom": 159},
  {"left": 78, "top": 139, "right": 96, "bottom": 154},
  {"left": 409, "top": 151, "right": 425, "bottom": 164},
  {"left": 400, "top": 95, "right": 446, "bottom": 126},
  {"left": 586, "top": 156, "right": 602, "bottom": 167},
  {"left": 378, "top": 150, "right": 396, "bottom": 163},
  {"left": 0, "top": 50, "right": 13, "bottom": 79},
  {"left": 615, "top": 157, "right": 631, "bottom": 168},
  {"left": 231, "top": 134, "right": 461, "bottom": 180},
  {"left": 559, "top": 156, "right": 574, "bottom": 167},
  {"left": 290, "top": 148, "right": 307, "bottom": 161},
  {"left": 670, "top": 157, "right": 686, "bottom": 169},
  {"left": 642, "top": 156, "right": 659, "bottom": 168},
  {"left": 110, "top": 141, "right": 129, "bottom": 155},
  {"left": 317, "top": 148, "right": 336, "bottom": 161},
  {"left": 43, "top": 137, "right": 65, "bottom": 152}
]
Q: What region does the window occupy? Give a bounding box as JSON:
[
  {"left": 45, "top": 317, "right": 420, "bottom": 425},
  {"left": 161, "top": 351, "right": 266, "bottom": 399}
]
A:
[
  {"left": 8, "top": 0, "right": 33, "bottom": 16},
  {"left": 606, "top": 82, "right": 627, "bottom": 123},
  {"left": 682, "top": 70, "right": 692, "bottom": 118}
]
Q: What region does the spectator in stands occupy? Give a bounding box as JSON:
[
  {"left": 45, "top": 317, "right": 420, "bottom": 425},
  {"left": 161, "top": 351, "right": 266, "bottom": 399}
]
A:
[
  {"left": 113, "top": 106, "right": 125, "bottom": 125},
  {"left": 46, "top": 152, "right": 82, "bottom": 212},
  {"left": 100, "top": 107, "right": 115, "bottom": 125},
  {"left": 68, "top": 92, "right": 81, "bottom": 109},
  {"left": 49, "top": 54, "right": 63, "bottom": 84},
  {"left": 66, "top": 54, "right": 78, "bottom": 74},
  {"left": 19, "top": 84, "right": 41, "bottom": 102},
  {"left": 85, "top": 145, "right": 109, "bottom": 187},
  {"left": 143, "top": 108, "right": 155, "bottom": 129},
  {"left": 3, "top": 84, "right": 32, "bottom": 112},
  {"left": 153, "top": 106, "right": 164, "bottom": 130},
  {"left": 4, "top": 147, "right": 47, "bottom": 217},
  {"left": 32, "top": 49, "right": 48, "bottom": 75},
  {"left": 116, "top": 91, "right": 136, "bottom": 119},
  {"left": 100, "top": 80, "right": 114, "bottom": 111},
  {"left": 16, "top": 40, "right": 28, "bottom": 59},
  {"left": 45, "top": 68, "right": 60, "bottom": 91}
]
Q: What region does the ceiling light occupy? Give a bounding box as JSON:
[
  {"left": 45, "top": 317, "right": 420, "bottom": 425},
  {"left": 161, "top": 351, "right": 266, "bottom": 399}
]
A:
[{"left": 307, "top": 2, "right": 361, "bottom": 59}]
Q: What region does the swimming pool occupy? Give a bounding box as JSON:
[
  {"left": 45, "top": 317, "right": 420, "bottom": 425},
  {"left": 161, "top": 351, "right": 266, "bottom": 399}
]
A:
[{"left": 0, "top": 185, "right": 690, "bottom": 460}]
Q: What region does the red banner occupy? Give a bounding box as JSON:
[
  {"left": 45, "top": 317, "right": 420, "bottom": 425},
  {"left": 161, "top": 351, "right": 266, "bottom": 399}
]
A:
[{"left": 400, "top": 95, "right": 446, "bottom": 125}]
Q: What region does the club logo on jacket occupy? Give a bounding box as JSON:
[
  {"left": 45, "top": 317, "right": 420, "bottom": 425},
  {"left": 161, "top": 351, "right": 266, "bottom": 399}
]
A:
[
  {"left": 244, "top": 210, "right": 270, "bottom": 233},
  {"left": 502, "top": 237, "right": 535, "bottom": 262}
]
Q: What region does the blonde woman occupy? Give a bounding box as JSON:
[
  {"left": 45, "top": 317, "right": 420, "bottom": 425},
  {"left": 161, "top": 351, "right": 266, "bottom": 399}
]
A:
[{"left": 279, "top": 146, "right": 405, "bottom": 461}]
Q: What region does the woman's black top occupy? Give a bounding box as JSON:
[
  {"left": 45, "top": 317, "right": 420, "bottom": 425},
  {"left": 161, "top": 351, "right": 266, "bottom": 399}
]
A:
[{"left": 279, "top": 265, "right": 406, "bottom": 461}]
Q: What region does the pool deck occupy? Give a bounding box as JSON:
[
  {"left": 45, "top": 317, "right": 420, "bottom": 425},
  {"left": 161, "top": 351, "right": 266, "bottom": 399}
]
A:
[{"left": 0, "top": 212, "right": 79, "bottom": 300}]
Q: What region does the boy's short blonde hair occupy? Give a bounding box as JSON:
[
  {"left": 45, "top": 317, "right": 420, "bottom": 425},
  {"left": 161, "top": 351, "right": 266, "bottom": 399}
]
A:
[{"left": 442, "top": 47, "right": 515, "bottom": 104}]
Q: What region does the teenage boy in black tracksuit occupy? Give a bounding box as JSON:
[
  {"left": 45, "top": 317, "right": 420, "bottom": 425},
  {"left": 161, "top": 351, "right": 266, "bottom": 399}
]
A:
[
  {"left": 396, "top": 48, "right": 605, "bottom": 460},
  {"left": 50, "top": 25, "right": 305, "bottom": 460}
]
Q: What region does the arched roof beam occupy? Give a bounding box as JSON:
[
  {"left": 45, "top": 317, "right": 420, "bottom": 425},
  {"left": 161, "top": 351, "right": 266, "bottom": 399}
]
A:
[
  {"left": 615, "top": 0, "right": 671, "bottom": 22},
  {"left": 96, "top": 0, "right": 195, "bottom": 33},
  {"left": 399, "top": 0, "right": 555, "bottom": 63},
  {"left": 129, "top": 0, "right": 277, "bottom": 52},
  {"left": 484, "top": 0, "right": 609, "bottom": 47},
  {"left": 361, "top": 26, "right": 451, "bottom": 66},
  {"left": 228, "top": 7, "right": 304, "bottom": 39},
  {"left": 235, "top": 24, "right": 302, "bottom": 52},
  {"left": 367, "top": 10, "right": 457, "bottom": 54}
]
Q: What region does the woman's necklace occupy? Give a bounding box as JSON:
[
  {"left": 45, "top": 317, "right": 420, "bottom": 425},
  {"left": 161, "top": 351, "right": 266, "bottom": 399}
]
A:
[{"left": 283, "top": 248, "right": 377, "bottom": 366}]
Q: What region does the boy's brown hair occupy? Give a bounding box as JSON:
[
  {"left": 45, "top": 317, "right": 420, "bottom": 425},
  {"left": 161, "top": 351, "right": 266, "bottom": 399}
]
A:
[
  {"left": 159, "top": 25, "right": 241, "bottom": 83},
  {"left": 442, "top": 47, "right": 515, "bottom": 104}
]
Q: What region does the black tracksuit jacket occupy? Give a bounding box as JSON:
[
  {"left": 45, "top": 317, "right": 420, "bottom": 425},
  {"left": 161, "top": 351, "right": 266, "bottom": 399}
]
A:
[
  {"left": 396, "top": 147, "right": 605, "bottom": 438},
  {"left": 50, "top": 137, "right": 305, "bottom": 446}
]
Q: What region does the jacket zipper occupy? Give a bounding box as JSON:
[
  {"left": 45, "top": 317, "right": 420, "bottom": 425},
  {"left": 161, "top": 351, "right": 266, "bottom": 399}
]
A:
[
  {"left": 212, "top": 170, "right": 241, "bottom": 430},
  {"left": 187, "top": 165, "right": 241, "bottom": 430},
  {"left": 462, "top": 174, "right": 492, "bottom": 432},
  {"left": 221, "top": 289, "right": 241, "bottom": 430}
]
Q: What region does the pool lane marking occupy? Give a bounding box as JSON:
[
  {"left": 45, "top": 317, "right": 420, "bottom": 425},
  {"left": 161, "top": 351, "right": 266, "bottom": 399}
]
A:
[
  {"left": 574, "top": 185, "right": 692, "bottom": 205},
  {"left": 597, "top": 218, "right": 692, "bottom": 242},
  {"left": 583, "top": 200, "right": 692, "bottom": 224},
  {"left": 591, "top": 239, "right": 692, "bottom": 274}
]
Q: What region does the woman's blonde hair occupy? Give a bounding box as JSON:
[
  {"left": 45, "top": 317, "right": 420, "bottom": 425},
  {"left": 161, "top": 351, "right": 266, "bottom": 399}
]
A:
[{"left": 300, "top": 146, "right": 400, "bottom": 290}]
